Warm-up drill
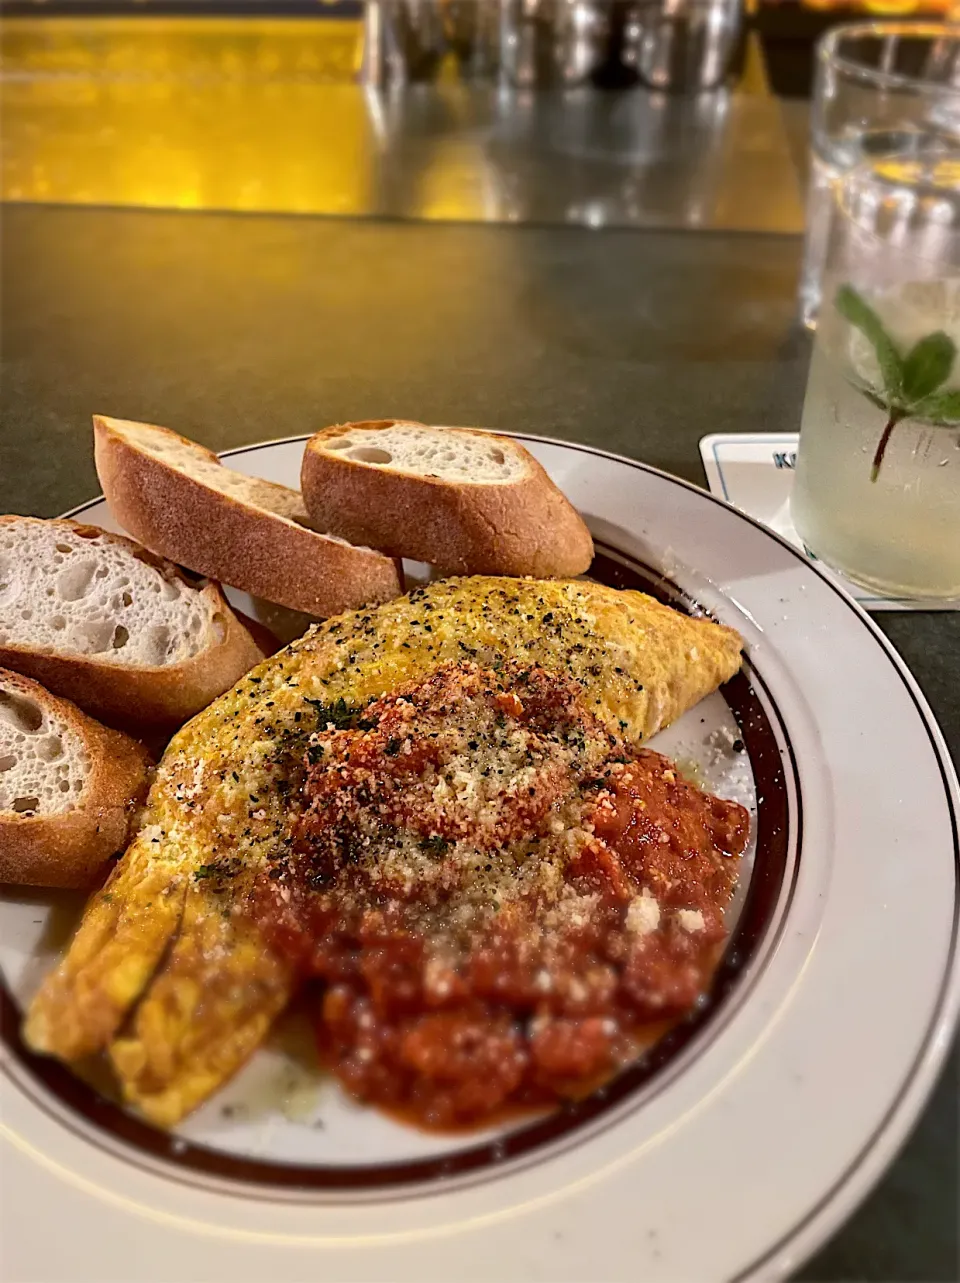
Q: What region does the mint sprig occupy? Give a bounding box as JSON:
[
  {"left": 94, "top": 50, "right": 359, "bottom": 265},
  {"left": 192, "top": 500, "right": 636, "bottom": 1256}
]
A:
[
  {"left": 835, "top": 285, "right": 904, "bottom": 399},
  {"left": 834, "top": 284, "right": 960, "bottom": 481}
]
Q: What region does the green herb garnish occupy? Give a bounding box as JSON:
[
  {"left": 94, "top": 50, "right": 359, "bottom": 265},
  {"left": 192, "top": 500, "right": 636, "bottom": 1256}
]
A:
[
  {"left": 195, "top": 857, "right": 240, "bottom": 884},
  {"left": 423, "top": 835, "right": 451, "bottom": 856},
  {"left": 303, "top": 695, "right": 360, "bottom": 730},
  {"left": 835, "top": 284, "right": 960, "bottom": 481}
]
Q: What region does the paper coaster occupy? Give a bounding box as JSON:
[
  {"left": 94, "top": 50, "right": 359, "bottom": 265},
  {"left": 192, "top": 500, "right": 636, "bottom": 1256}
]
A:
[{"left": 699, "top": 433, "right": 957, "bottom": 612}]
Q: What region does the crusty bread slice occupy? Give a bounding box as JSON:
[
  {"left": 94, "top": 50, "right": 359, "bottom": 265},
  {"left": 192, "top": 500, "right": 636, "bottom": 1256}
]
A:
[
  {"left": 93, "top": 415, "right": 403, "bottom": 616},
  {"left": 0, "top": 669, "right": 152, "bottom": 888},
  {"left": 0, "top": 517, "right": 264, "bottom": 727},
  {"left": 300, "top": 420, "right": 595, "bottom": 577}
]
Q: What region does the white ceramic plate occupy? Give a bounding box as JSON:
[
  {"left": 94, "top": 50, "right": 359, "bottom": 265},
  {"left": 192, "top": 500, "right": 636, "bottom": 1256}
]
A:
[{"left": 1, "top": 434, "right": 957, "bottom": 1283}]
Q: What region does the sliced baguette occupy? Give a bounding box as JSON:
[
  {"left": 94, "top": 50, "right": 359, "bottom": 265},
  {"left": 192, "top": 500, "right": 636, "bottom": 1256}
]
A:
[
  {"left": 300, "top": 420, "right": 595, "bottom": 577},
  {"left": 0, "top": 516, "right": 264, "bottom": 728},
  {"left": 0, "top": 668, "right": 152, "bottom": 888},
  {"left": 93, "top": 415, "right": 403, "bottom": 616}
]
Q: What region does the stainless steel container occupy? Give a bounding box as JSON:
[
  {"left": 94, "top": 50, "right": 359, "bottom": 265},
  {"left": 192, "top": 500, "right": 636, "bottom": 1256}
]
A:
[
  {"left": 630, "top": 0, "right": 743, "bottom": 92},
  {"left": 360, "top": 0, "right": 743, "bottom": 92},
  {"left": 499, "top": 0, "right": 613, "bottom": 89},
  {"left": 360, "top": 0, "right": 449, "bottom": 85}
]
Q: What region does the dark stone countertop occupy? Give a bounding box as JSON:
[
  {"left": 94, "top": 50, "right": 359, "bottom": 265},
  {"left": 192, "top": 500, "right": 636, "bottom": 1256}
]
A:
[{"left": 1, "top": 203, "right": 957, "bottom": 1281}]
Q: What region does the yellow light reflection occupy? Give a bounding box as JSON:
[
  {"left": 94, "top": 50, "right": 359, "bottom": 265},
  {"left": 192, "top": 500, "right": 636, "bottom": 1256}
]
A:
[
  {"left": 801, "top": 0, "right": 950, "bottom": 9},
  {"left": 0, "top": 14, "right": 799, "bottom": 229},
  {"left": 1, "top": 18, "right": 380, "bottom": 216},
  {"left": 0, "top": 17, "right": 504, "bottom": 222}
]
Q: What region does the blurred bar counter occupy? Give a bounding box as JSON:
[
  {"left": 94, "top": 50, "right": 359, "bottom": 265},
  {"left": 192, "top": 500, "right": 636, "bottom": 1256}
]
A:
[{"left": 1, "top": 14, "right": 806, "bottom": 231}]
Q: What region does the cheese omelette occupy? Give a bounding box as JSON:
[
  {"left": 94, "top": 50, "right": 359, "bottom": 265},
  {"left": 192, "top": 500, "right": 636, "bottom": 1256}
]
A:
[{"left": 24, "top": 577, "right": 742, "bottom": 1126}]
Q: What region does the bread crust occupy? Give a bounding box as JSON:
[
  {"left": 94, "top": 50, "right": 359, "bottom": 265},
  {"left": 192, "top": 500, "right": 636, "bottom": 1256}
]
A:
[
  {"left": 301, "top": 420, "right": 595, "bottom": 577},
  {"left": 0, "top": 669, "right": 153, "bottom": 888},
  {"left": 0, "top": 516, "right": 265, "bottom": 728},
  {"left": 94, "top": 415, "right": 403, "bottom": 616}
]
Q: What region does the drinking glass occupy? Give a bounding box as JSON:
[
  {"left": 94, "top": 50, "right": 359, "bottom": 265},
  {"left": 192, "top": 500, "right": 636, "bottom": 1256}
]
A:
[
  {"left": 792, "top": 150, "right": 960, "bottom": 600},
  {"left": 800, "top": 21, "right": 960, "bottom": 329}
]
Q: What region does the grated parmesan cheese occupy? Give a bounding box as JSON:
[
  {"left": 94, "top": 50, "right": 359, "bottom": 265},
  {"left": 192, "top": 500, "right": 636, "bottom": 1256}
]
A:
[
  {"left": 625, "top": 889, "right": 660, "bottom": 936},
  {"left": 677, "top": 909, "right": 705, "bottom": 932}
]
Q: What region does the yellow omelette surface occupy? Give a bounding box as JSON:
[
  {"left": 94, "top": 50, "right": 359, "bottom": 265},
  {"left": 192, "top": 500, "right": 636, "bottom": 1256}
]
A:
[{"left": 24, "top": 576, "right": 742, "bottom": 1126}]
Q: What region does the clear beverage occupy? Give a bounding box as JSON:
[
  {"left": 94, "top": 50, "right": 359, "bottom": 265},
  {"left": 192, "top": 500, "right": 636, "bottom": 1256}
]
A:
[
  {"left": 800, "top": 23, "right": 960, "bottom": 328},
  {"left": 793, "top": 277, "right": 960, "bottom": 599},
  {"left": 799, "top": 126, "right": 954, "bottom": 328}
]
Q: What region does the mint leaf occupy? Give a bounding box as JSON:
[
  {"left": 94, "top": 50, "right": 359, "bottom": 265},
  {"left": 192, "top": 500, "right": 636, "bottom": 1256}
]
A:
[
  {"left": 834, "top": 284, "right": 904, "bottom": 399},
  {"left": 912, "top": 388, "right": 960, "bottom": 425},
  {"left": 901, "top": 331, "right": 956, "bottom": 402}
]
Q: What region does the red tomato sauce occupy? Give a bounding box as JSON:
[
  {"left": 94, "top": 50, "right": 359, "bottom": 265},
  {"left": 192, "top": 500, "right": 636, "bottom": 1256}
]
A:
[{"left": 250, "top": 662, "right": 749, "bottom": 1129}]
